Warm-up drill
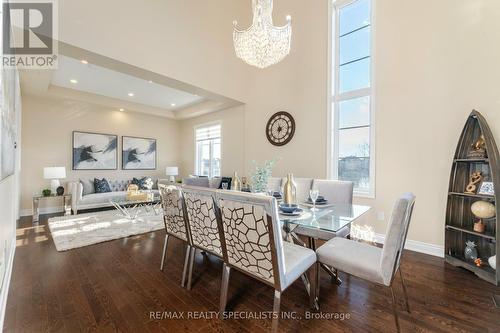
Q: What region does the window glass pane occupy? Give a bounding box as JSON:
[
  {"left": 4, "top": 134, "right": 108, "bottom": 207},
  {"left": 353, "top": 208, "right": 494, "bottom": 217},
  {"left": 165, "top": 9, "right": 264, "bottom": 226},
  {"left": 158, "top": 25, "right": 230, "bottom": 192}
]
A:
[
  {"left": 212, "top": 138, "right": 221, "bottom": 177},
  {"left": 339, "top": 56, "right": 370, "bottom": 93},
  {"left": 339, "top": 26, "right": 370, "bottom": 65},
  {"left": 338, "top": 127, "right": 370, "bottom": 192},
  {"left": 339, "top": 0, "right": 370, "bottom": 35},
  {"left": 198, "top": 141, "right": 210, "bottom": 176},
  {"left": 339, "top": 96, "right": 370, "bottom": 129}
]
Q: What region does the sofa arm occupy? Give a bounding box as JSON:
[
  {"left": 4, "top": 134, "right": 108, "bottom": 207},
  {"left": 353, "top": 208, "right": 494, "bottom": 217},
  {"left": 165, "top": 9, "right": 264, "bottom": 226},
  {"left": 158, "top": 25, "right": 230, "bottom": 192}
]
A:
[{"left": 67, "top": 181, "right": 83, "bottom": 214}]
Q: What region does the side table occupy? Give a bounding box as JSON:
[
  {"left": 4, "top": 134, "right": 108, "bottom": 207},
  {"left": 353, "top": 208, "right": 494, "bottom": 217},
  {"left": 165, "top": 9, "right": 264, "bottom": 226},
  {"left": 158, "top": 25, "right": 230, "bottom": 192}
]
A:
[{"left": 33, "top": 194, "right": 72, "bottom": 223}]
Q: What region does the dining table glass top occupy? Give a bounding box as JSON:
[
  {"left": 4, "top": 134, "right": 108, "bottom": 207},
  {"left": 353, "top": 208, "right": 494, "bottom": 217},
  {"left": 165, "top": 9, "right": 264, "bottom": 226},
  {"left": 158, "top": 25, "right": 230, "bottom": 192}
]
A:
[{"left": 279, "top": 203, "right": 371, "bottom": 233}]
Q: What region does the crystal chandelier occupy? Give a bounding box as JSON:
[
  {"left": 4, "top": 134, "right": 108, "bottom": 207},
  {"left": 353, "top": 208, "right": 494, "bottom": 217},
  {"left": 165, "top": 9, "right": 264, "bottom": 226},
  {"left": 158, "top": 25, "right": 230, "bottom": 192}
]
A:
[{"left": 233, "top": 0, "right": 292, "bottom": 69}]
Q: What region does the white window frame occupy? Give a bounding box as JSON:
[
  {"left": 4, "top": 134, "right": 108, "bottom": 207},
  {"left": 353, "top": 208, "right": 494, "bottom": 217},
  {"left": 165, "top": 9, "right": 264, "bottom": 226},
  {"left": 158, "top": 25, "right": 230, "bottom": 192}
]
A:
[
  {"left": 194, "top": 121, "right": 222, "bottom": 178},
  {"left": 327, "top": 0, "right": 376, "bottom": 198}
]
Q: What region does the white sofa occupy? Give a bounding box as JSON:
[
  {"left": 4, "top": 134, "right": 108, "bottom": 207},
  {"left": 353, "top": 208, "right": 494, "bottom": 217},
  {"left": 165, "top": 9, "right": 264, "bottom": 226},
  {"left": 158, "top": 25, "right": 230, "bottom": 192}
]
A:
[{"left": 68, "top": 178, "right": 170, "bottom": 214}]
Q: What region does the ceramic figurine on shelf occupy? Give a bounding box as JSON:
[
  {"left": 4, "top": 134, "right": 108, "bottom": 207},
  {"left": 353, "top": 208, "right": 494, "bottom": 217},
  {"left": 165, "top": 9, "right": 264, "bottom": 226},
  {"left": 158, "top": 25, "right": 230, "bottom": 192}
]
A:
[
  {"left": 464, "top": 171, "right": 483, "bottom": 194},
  {"left": 464, "top": 241, "right": 478, "bottom": 261},
  {"left": 474, "top": 258, "right": 483, "bottom": 267},
  {"left": 467, "top": 134, "right": 487, "bottom": 158}
]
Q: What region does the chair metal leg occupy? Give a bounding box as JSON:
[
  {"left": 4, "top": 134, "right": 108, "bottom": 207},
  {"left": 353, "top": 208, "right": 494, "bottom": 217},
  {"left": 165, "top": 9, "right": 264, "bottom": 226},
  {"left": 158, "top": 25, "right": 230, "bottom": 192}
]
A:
[
  {"left": 181, "top": 244, "right": 191, "bottom": 288},
  {"left": 160, "top": 234, "right": 169, "bottom": 271},
  {"left": 390, "top": 286, "right": 401, "bottom": 333},
  {"left": 219, "top": 263, "right": 231, "bottom": 314},
  {"left": 187, "top": 247, "right": 196, "bottom": 290},
  {"left": 399, "top": 269, "right": 411, "bottom": 313},
  {"left": 315, "top": 262, "right": 321, "bottom": 305},
  {"left": 272, "top": 290, "right": 281, "bottom": 333}
]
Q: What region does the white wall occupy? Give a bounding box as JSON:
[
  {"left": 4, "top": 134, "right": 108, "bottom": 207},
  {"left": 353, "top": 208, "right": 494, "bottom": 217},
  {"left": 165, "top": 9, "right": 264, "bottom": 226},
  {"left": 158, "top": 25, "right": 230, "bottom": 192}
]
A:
[{"left": 20, "top": 94, "right": 179, "bottom": 214}]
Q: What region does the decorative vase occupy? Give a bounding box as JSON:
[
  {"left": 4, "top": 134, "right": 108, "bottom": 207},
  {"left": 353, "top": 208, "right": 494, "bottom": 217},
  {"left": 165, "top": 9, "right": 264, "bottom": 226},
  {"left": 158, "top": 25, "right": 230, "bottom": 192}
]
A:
[
  {"left": 231, "top": 172, "right": 241, "bottom": 191},
  {"left": 488, "top": 255, "right": 497, "bottom": 270},
  {"left": 283, "top": 173, "right": 297, "bottom": 205},
  {"left": 464, "top": 241, "right": 478, "bottom": 262},
  {"left": 56, "top": 186, "right": 65, "bottom": 196}
]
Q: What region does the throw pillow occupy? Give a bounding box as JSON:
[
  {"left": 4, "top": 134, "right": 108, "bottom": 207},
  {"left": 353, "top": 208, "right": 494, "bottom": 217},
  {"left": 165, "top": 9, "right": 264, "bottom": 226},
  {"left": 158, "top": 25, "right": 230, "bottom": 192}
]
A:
[
  {"left": 80, "top": 179, "right": 95, "bottom": 196},
  {"left": 131, "top": 177, "right": 153, "bottom": 190},
  {"left": 94, "top": 178, "right": 112, "bottom": 193}
]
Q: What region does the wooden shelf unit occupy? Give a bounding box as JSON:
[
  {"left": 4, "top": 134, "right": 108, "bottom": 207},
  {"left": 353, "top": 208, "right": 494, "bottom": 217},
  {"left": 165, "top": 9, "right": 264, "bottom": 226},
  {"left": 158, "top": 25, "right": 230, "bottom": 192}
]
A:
[{"left": 445, "top": 110, "right": 499, "bottom": 286}]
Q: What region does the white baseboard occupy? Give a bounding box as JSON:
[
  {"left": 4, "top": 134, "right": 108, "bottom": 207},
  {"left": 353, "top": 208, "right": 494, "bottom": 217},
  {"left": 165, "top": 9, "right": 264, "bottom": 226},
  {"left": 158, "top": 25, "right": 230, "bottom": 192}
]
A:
[
  {"left": 20, "top": 206, "right": 64, "bottom": 217},
  {"left": 0, "top": 237, "right": 16, "bottom": 330},
  {"left": 374, "top": 233, "right": 444, "bottom": 258}
]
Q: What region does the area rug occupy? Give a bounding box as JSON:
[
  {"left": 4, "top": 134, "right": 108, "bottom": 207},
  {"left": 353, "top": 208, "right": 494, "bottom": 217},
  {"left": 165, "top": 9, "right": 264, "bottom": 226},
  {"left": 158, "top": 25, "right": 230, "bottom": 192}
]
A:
[{"left": 48, "top": 210, "right": 164, "bottom": 251}]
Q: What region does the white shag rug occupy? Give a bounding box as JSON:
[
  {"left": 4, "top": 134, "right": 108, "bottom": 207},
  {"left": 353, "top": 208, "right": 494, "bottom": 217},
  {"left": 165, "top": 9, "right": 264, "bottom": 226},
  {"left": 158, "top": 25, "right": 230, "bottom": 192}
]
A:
[{"left": 48, "top": 210, "right": 164, "bottom": 251}]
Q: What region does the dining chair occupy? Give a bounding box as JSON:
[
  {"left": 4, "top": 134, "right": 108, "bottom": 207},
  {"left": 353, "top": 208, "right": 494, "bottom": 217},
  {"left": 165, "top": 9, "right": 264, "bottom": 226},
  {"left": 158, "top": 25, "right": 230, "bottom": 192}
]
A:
[
  {"left": 159, "top": 185, "right": 192, "bottom": 288},
  {"left": 281, "top": 177, "right": 313, "bottom": 203},
  {"left": 183, "top": 177, "right": 210, "bottom": 188},
  {"left": 216, "top": 191, "right": 317, "bottom": 333},
  {"left": 182, "top": 186, "right": 223, "bottom": 290},
  {"left": 266, "top": 177, "right": 283, "bottom": 192},
  {"left": 311, "top": 179, "right": 354, "bottom": 204},
  {"left": 315, "top": 193, "right": 416, "bottom": 332}
]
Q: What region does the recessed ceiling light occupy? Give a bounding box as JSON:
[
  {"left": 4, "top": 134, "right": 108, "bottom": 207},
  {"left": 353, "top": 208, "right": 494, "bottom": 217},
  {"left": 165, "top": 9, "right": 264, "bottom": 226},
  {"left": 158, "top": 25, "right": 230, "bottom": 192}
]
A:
[
  {"left": 171, "top": 103, "right": 176, "bottom": 107},
  {"left": 81, "top": 59, "right": 88, "bottom": 64},
  {"left": 70, "top": 79, "right": 78, "bottom": 84},
  {"left": 148, "top": 80, "right": 153, "bottom": 83},
  {"left": 128, "top": 92, "right": 134, "bottom": 97},
  {"left": 119, "top": 108, "right": 125, "bottom": 112}
]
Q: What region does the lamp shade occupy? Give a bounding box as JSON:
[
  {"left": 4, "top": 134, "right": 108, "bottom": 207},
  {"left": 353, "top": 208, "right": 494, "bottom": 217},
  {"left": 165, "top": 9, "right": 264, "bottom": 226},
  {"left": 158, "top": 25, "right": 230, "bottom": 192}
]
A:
[
  {"left": 165, "top": 166, "right": 179, "bottom": 176},
  {"left": 43, "top": 167, "right": 66, "bottom": 179}
]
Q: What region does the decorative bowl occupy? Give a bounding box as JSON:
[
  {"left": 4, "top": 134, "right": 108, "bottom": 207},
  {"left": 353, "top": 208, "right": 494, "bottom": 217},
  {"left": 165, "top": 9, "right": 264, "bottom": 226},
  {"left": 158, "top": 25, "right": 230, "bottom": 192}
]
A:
[
  {"left": 471, "top": 201, "right": 496, "bottom": 219},
  {"left": 279, "top": 203, "right": 299, "bottom": 213}
]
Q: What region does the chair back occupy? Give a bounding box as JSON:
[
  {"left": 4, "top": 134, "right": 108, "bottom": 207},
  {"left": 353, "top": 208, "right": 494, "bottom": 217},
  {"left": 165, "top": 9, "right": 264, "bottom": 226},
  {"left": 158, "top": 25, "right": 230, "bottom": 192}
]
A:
[
  {"left": 159, "top": 185, "right": 189, "bottom": 242},
  {"left": 312, "top": 179, "right": 353, "bottom": 204},
  {"left": 266, "top": 177, "right": 283, "bottom": 192},
  {"left": 380, "top": 193, "right": 416, "bottom": 285},
  {"left": 281, "top": 177, "right": 313, "bottom": 203},
  {"left": 183, "top": 177, "right": 210, "bottom": 188},
  {"left": 182, "top": 186, "right": 223, "bottom": 257},
  {"left": 216, "top": 191, "right": 285, "bottom": 290}
]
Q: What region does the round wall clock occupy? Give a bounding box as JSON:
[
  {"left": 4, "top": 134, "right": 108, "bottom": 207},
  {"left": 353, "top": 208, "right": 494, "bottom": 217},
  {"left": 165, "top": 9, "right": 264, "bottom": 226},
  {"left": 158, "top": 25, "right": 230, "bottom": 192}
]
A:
[{"left": 266, "top": 111, "right": 296, "bottom": 146}]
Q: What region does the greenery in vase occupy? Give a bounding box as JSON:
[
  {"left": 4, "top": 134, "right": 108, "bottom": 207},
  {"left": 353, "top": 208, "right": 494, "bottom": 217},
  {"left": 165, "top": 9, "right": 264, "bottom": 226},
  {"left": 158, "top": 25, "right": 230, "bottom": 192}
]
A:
[
  {"left": 249, "top": 159, "right": 278, "bottom": 193},
  {"left": 42, "top": 189, "right": 51, "bottom": 197}
]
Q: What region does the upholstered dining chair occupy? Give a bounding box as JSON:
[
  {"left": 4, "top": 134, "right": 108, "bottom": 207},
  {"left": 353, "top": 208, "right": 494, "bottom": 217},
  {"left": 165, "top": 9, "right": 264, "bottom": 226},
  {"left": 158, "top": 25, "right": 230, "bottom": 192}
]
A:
[
  {"left": 216, "top": 191, "right": 317, "bottom": 333},
  {"left": 315, "top": 193, "right": 416, "bottom": 332},
  {"left": 182, "top": 186, "right": 223, "bottom": 290},
  {"left": 183, "top": 177, "right": 210, "bottom": 188},
  {"left": 159, "top": 185, "right": 192, "bottom": 288},
  {"left": 281, "top": 177, "right": 314, "bottom": 203},
  {"left": 266, "top": 177, "right": 283, "bottom": 192},
  {"left": 311, "top": 179, "right": 354, "bottom": 204}
]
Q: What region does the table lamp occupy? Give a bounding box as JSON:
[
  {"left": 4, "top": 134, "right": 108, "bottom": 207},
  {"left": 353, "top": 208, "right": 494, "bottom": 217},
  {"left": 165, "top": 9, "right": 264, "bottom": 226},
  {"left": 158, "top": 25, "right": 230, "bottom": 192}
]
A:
[
  {"left": 43, "top": 167, "right": 66, "bottom": 195},
  {"left": 165, "top": 166, "right": 178, "bottom": 183}
]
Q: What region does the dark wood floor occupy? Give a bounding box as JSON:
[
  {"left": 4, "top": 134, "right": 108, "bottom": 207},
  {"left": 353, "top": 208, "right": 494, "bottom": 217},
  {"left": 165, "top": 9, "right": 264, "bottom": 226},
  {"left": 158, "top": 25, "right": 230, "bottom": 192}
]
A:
[{"left": 3, "top": 213, "right": 500, "bottom": 333}]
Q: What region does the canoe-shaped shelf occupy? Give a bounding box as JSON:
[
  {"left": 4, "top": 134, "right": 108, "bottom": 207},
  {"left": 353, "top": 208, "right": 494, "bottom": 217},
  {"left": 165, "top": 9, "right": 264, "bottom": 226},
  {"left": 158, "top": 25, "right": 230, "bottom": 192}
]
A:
[{"left": 445, "top": 110, "right": 499, "bottom": 285}]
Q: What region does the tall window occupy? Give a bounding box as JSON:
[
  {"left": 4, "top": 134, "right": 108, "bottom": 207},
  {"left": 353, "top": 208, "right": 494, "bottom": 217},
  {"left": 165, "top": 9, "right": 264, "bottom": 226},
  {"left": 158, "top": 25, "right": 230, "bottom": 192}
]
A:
[
  {"left": 331, "top": 0, "right": 374, "bottom": 196},
  {"left": 195, "top": 123, "right": 221, "bottom": 177}
]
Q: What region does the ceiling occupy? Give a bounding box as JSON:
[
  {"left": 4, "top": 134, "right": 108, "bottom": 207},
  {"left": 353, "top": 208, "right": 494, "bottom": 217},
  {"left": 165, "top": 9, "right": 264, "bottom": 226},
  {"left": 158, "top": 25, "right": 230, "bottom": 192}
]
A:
[
  {"left": 51, "top": 55, "right": 204, "bottom": 111},
  {"left": 20, "top": 42, "right": 243, "bottom": 119}
]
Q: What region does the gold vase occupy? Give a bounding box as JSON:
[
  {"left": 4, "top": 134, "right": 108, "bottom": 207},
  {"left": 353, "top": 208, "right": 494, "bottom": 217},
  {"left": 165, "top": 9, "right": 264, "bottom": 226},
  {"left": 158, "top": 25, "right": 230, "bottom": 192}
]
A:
[
  {"left": 231, "top": 172, "right": 241, "bottom": 191},
  {"left": 283, "top": 173, "right": 297, "bottom": 204}
]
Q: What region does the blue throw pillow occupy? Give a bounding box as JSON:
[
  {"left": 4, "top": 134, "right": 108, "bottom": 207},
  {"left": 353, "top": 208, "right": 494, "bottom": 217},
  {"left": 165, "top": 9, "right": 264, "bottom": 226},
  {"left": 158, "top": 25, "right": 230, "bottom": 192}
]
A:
[
  {"left": 131, "top": 177, "right": 153, "bottom": 190},
  {"left": 94, "top": 178, "right": 111, "bottom": 193}
]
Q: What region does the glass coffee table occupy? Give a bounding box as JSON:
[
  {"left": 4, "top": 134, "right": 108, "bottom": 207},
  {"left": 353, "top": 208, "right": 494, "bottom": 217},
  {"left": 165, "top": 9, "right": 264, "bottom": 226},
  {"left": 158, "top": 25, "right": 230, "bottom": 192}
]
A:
[{"left": 109, "top": 193, "right": 162, "bottom": 220}]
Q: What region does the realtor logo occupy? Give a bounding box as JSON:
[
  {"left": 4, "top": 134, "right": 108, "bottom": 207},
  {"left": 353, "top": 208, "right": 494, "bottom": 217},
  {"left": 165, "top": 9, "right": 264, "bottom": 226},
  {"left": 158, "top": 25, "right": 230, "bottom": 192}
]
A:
[{"left": 2, "top": 0, "right": 58, "bottom": 69}]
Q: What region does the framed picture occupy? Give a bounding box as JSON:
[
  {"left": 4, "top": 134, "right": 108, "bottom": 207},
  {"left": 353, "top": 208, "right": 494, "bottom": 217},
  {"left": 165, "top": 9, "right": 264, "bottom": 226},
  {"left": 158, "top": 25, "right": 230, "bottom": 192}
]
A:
[
  {"left": 478, "top": 181, "right": 495, "bottom": 196},
  {"left": 72, "top": 131, "right": 118, "bottom": 170},
  {"left": 122, "top": 136, "right": 157, "bottom": 170}
]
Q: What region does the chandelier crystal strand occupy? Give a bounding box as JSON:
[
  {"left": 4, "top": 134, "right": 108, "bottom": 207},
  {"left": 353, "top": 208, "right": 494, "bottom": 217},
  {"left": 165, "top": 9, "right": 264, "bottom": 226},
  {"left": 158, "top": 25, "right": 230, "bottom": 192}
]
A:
[{"left": 233, "top": 0, "right": 292, "bottom": 69}]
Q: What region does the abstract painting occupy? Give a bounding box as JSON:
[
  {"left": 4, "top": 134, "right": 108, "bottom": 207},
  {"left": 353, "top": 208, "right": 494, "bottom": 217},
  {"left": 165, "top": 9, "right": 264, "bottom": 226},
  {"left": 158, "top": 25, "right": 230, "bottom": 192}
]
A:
[
  {"left": 0, "top": 66, "right": 19, "bottom": 181},
  {"left": 73, "top": 131, "right": 118, "bottom": 170},
  {"left": 122, "top": 136, "right": 156, "bottom": 170}
]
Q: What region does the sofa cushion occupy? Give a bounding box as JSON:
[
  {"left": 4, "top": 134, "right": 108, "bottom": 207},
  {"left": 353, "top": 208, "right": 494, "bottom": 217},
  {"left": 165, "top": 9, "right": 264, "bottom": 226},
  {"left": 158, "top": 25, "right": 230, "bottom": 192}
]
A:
[
  {"left": 94, "top": 178, "right": 112, "bottom": 193},
  {"left": 80, "top": 179, "right": 95, "bottom": 196},
  {"left": 132, "top": 177, "right": 154, "bottom": 190},
  {"left": 108, "top": 179, "right": 130, "bottom": 192}
]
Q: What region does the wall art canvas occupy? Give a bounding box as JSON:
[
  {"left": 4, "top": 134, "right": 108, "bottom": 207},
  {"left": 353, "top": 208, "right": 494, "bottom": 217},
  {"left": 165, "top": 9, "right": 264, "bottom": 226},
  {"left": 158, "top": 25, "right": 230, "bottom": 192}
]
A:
[
  {"left": 122, "top": 136, "right": 157, "bottom": 170},
  {"left": 0, "top": 67, "right": 19, "bottom": 181},
  {"left": 73, "top": 131, "right": 118, "bottom": 170}
]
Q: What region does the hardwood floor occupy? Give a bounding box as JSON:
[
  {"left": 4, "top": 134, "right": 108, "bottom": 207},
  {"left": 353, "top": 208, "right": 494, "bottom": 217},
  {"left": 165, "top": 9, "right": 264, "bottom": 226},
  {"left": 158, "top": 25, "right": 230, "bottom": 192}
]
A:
[{"left": 3, "top": 213, "right": 500, "bottom": 332}]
